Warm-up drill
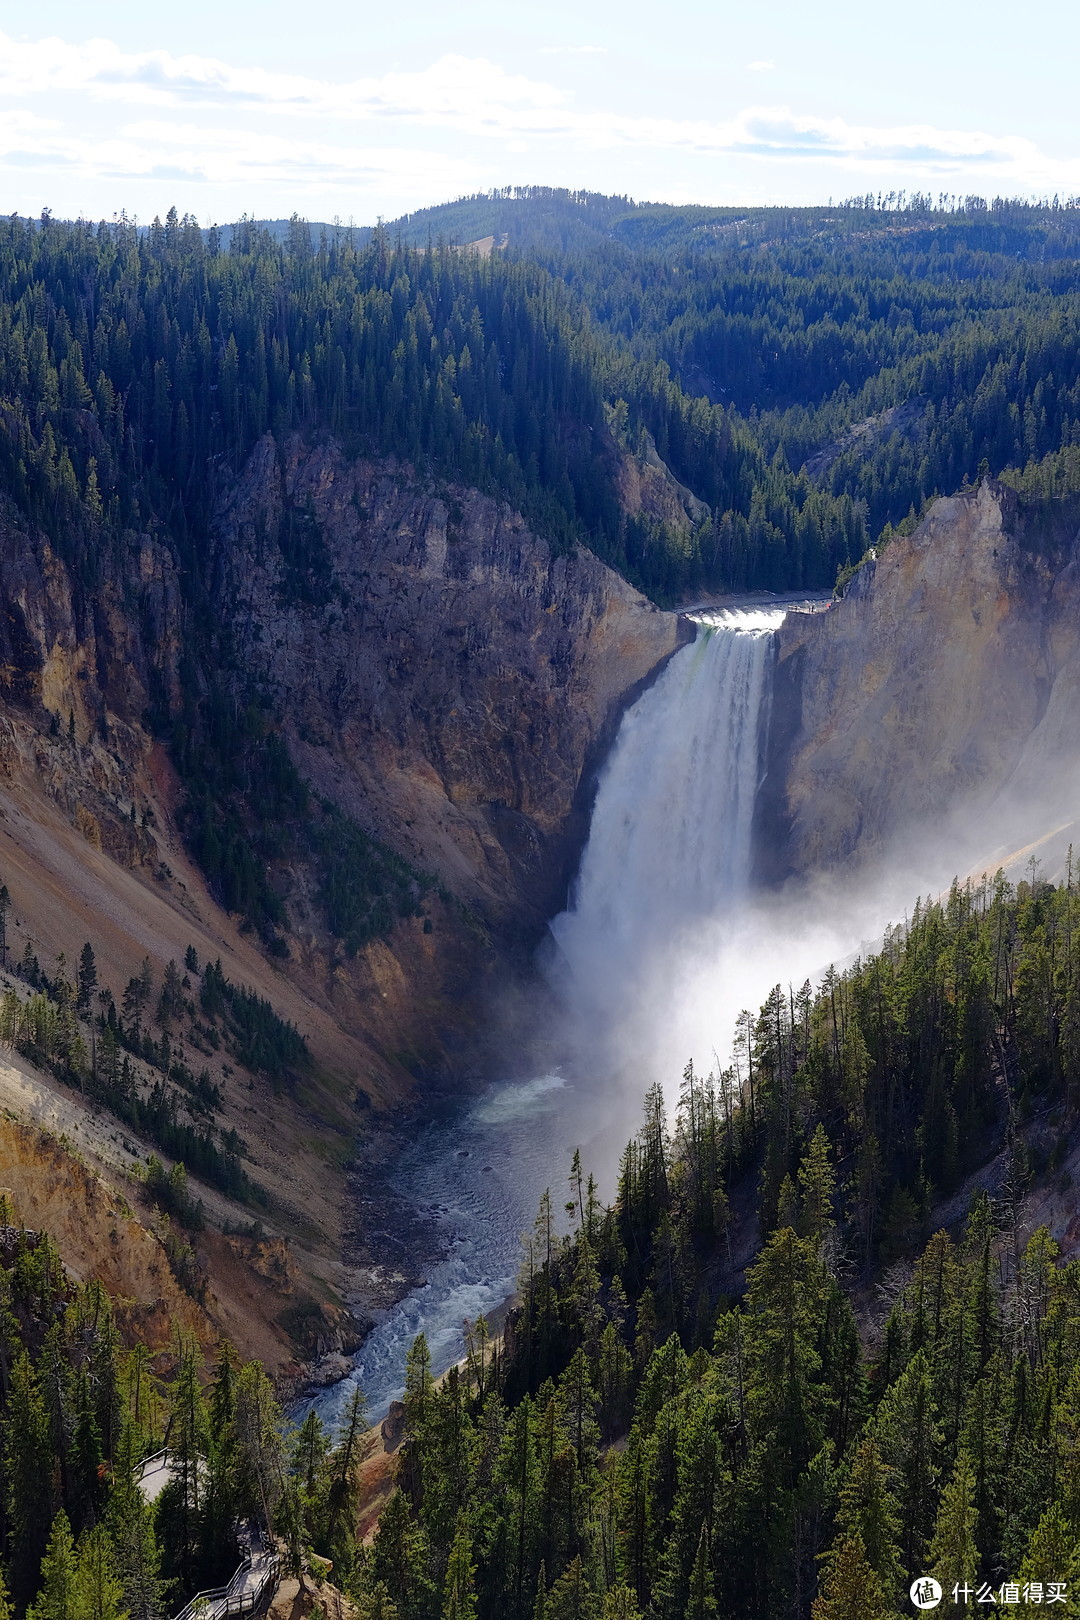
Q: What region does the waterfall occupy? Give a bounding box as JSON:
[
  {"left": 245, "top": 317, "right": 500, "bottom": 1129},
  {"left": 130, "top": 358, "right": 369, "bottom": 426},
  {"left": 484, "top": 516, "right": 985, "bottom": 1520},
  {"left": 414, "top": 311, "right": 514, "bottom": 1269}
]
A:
[
  {"left": 302, "top": 606, "right": 790, "bottom": 1429},
  {"left": 546, "top": 606, "right": 786, "bottom": 1086}
]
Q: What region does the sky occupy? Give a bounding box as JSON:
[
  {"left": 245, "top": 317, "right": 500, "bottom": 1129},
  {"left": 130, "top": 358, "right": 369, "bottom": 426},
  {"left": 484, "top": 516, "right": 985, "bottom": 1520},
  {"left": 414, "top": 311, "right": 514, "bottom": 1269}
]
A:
[{"left": 2, "top": 0, "right": 1079, "bottom": 225}]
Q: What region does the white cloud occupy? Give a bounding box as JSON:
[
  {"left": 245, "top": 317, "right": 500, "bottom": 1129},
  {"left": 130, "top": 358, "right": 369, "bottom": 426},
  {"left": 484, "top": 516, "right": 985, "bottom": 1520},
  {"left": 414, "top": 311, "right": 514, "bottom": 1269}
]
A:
[
  {"left": 0, "top": 34, "right": 565, "bottom": 121},
  {"left": 746, "top": 60, "right": 776, "bottom": 72},
  {"left": 716, "top": 107, "right": 1052, "bottom": 176},
  {"left": 0, "top": 109, "right": 60, "bottom": 136},
  {"left": 0, "top": 114, "right": 481, "bottom": 197},
  {"left": 1, "top": 32, "right": 1077, "bottom": 199}
]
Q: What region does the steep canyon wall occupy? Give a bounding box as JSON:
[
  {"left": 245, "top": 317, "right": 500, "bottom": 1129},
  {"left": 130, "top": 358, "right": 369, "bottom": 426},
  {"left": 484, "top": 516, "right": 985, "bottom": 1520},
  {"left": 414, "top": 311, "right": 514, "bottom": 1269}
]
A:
[
  {"left": 757, "top": 481, "right": 1080, "bottom": 888},
  {"left": 0, "top": 444, "right": 687, "bottom": 1351},
  {"left": 216, "top": 433, "right": 690, "bottom": 937}
]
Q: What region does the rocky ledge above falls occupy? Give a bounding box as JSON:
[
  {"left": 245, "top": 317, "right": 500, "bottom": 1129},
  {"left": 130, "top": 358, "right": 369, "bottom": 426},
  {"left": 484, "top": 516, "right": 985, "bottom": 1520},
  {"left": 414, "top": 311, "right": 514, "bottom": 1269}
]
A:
[
  {"left": 217, "top": 433, "right": 693, "bottom": 938},
  {"left": 755, "top": 480, "right": 1080, "bottom": 885}
]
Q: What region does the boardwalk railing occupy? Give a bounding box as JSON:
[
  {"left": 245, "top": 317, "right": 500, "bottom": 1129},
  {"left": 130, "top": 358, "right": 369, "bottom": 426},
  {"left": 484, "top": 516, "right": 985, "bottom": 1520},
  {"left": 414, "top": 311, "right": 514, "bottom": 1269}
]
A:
[
  {"left": 134, "top": 1450, "right": 282, "bottom": 1620},
  {"left": 171, "top": 1552, "right": 281, "bottom": 1620}
]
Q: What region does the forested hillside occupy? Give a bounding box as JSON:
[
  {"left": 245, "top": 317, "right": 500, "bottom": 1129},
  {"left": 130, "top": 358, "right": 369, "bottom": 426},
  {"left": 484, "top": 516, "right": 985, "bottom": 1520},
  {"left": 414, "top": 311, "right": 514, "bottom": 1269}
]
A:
[
  {"left": 0, "top": 207, "right": 865, "bottom": 607},
  {"left": 393, "top": 188, "right": 1080, "bottom": 564},
  {"left": 6, "top": 867, "right": 1080, "bottom": 1620},
  {"left": 0, "top": 1213, "right": 372, "bottom": 1620},
  {"left": 11, "top": 195, "right": 1080, "bottom": 624},
  {"left": 0, "top": 898, "right": 307, "bottom": 1206},
  {"left": 357, "top": 869, "right": 1080, "bottom": 1618}
]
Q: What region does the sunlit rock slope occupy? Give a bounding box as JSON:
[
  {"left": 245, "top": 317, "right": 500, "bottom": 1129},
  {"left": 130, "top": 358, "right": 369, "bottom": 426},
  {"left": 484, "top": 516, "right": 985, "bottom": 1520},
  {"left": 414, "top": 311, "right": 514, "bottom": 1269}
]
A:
[{"left": 757, "top": 480, "right": 1080, "bottom": 884}]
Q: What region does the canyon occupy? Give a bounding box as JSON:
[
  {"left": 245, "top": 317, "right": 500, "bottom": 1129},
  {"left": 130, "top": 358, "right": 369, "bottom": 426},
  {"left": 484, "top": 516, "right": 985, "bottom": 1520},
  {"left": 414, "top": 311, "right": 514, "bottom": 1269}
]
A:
[
  {"left": 3, "top": 444, "right": 1080, "bottom": 1389},
  {"left": 8, "top": 194, "right": 1080, "bottom": 1620}
]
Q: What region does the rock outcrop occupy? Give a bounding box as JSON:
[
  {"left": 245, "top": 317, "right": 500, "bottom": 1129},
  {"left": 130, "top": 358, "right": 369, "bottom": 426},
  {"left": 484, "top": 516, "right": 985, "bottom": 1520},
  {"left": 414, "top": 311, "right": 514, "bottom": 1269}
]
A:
[
  {"left": 215, "top": 434, "right": 691, "bottom": 934},
  {"left": 757, "top": 481, "right": 1080, "bottom": 884}
]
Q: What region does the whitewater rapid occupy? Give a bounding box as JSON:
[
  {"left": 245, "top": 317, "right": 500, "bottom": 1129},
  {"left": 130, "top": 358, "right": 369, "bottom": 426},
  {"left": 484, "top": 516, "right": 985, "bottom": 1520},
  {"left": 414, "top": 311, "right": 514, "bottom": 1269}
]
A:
[
  {"left": 302, "top": 607, "right": 787, "bottom": 1429},
  {"left": 302, "top": 1072, "right": 578, "bottom": 1432}
]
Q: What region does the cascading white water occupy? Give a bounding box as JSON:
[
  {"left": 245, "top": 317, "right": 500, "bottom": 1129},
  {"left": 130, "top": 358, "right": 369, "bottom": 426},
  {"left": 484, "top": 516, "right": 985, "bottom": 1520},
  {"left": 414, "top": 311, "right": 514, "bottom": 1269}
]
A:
[
  {"left": 551, "top": 606, "right": 784, "bottom": 960},
  {"left": 544, "top": 606, "right": 786, "bottom": 1086},
  {"left": 301, "top": 606, "right": 790, "bottom": 1429}
]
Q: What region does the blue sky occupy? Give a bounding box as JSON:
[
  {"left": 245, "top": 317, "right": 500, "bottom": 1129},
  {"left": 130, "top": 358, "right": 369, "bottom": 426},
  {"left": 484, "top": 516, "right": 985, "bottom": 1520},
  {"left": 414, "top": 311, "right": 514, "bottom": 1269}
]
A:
[{"left": 2, "top": 0, "right": 1078, "bottom": 224}]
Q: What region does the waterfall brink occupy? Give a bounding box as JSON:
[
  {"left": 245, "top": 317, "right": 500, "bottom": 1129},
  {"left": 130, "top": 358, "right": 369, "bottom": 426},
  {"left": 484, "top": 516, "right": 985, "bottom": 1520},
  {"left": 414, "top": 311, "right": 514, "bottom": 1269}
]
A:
[{"left": 547, "top": 606, "right": 786, "bottom": 1087}]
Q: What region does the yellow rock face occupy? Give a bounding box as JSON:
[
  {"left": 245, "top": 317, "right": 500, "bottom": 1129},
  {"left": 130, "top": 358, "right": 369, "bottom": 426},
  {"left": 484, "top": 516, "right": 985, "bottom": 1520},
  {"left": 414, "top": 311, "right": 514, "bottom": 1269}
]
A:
[{"left": 759, "top": 481, "right": 1080, "bottom": 885}]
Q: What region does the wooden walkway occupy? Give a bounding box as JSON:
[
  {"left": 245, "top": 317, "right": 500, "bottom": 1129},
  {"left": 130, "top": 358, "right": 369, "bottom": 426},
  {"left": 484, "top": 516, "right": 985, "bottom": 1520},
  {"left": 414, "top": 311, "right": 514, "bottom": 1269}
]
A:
[{"left": 135, "top": 1453, "right": 281, "bottom": 1620}]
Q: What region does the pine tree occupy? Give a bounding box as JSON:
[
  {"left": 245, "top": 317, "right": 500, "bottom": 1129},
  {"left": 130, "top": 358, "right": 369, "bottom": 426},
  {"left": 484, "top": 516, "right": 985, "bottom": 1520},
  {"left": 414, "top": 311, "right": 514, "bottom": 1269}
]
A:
[
  {"left": 106, "top": 1476, "right": 166, "bottom": 1620},
  {"left": 545, "top": 1557, "right": 596, "bottom": 1620},
  {"left": 370, "top": 1489, "right": 436, "bottom": 1619},
  {"left": 76, "top": 944, "right": 98, "bottom": 1016},
  {"left": 810, "top": 1533, "right": 896, "bottom": 1620},
  {"left": 775, "top": 1174, "right": 799, "bottom": 1231},
  {"left": 278, "top": 1477, "right": 312, "bottom": 1590},
  {"left": 929, "top": 1452, "right": 978, "bottom": 1607},
  {"left": 4, "top": 1349, "right": 57, "bottom": 1602},
  {"left": 744, "top": 1227, "right": 828, "bottom": 1488},
  {"left": 959, "top": 1360, "right": 1006, "bottom": 1573},
  {"left": 597, "top": 1586, "right": 641, "bottom": 1620},
  {"left": 441, "top": 1517, "right": 478, "bottom": 1620},
  {"left": 533, "top": 1563, "right": 548, "bottom": 1620},
  {"left": 200, "top": 1337, "right": 241, "bottom": 1575},
  {"left": 156, "top": 962, "right": 183, "bottom": 1030},
  {"left": 234, "top": 1360, "right": 285, "bottom": 1536},
  {"left": 355, "top": 1580, "right": 401, "bottom": 1620},
  {"left": 155, "top": 1343, "right": 207, "bottom": 1592},
  {"left": 27, "top": 1511, "right": 79, "bottom": 1620},
  {"left": 798, "top": 1124, "right": 837, "bottom": 1243},
  {"left": 831, "top": 1437, "right": 904, "bottom": 1601},
  {"left": 1016, "top": 1505, "right": 1080, "bottom": 1616},
  {"left": 685, "top": 1526, "right": 718, "bottom": 1619},
  {"left": 325, "top": 1384, "right": 367, "bottom": 1554},
  {"left": 71, "top": 1369, "right": 106, "bottom": 1528},
  {"left": 38, "top": 1320, "right": 74, "bottom": 1506},
  {"left": 872, "top": 1349, "right": 942, "bottom": 1569},
  {"left": 291, "top": 1407, "right": 330, "bottom": 1548},
  {"left": 75, "top": 1523, "right": 127, "bottom": 1620}
]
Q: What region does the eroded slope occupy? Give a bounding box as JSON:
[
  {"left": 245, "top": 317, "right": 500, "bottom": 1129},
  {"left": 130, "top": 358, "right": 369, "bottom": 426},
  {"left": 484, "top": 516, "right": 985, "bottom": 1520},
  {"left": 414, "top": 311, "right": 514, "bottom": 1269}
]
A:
[{"left": 758, "top": 481, "right": 1080, "bottom": 883}]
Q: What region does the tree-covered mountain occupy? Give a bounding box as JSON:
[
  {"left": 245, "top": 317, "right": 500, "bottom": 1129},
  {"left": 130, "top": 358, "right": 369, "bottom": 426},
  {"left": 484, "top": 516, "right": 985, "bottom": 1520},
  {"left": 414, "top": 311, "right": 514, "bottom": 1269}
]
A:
[
  {"left": 392, "top": 188, "right": 1080, "bottom": 549},
  {"left": 7, "top": 868, "right": 1080, "bottom": 1620},
  {"left": 360, "top": 868, "right": 1080, "bottom": 1619},
  {"left": 0, "top": 207, "right": 871, "bottom": 610},
  {"left": 8, "top": 194, "right": 1080, "bottom": 622}
]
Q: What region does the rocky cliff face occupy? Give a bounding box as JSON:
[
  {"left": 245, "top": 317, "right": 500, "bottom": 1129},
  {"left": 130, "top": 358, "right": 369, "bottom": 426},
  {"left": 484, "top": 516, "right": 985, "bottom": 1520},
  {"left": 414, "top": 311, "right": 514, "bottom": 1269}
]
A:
[
  {"left": 0, "top": 501, "right": 181, "bottom": 864},
  {"left": 0, "top": 438, "right": 686, "bottom": 1042},
  {"left": 0, "top": 446, "right": 688, "bottom": 1348},
  {"left": 757, "top": 481, "right": 1080, "bottom": 884},
  {"left": 215, "top": 433, "right": 690, "bottom": 935}
]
